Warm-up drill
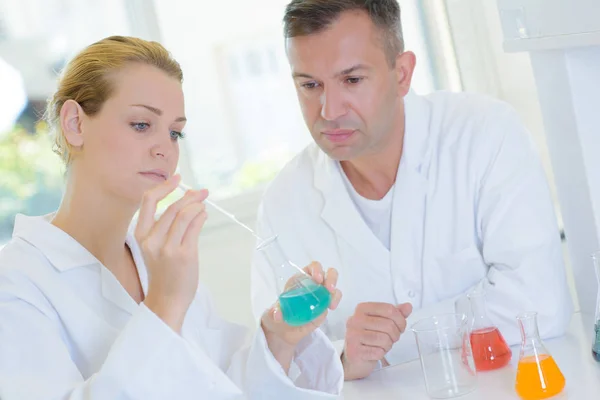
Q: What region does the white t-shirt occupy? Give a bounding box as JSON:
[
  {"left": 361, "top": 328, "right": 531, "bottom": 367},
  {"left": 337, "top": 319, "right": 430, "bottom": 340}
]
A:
[{"left": 338, "top": 163, "right": 395, "bottom": 250}]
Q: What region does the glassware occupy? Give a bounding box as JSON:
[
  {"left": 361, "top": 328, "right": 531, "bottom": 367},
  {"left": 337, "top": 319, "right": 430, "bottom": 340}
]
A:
[
  {"left": 592, "top": 251, "right": 600, "bottom": 362},
  {"left": 256, "top": 236, "right": 331, "bottom": 326},
  {"left": 412, "top": 314, "right": 477, "bottom": 399},
  {"left": 515, "top": 312, "right": 566, "bottom": 400},
  {"left": 467, "top": 289, "right": 512, "bottom": 371},
  {"left": 178, "top": 182, "right": 267, "bottom": 241}
]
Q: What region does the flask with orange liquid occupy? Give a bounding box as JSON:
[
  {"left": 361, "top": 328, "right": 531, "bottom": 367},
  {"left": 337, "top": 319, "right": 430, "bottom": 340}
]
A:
[
  {"left": 467, "top": 289, "right": 512, "bottom": 371},
  {"left": 515, "top": 312, "right": 566, "bottom": 400}
]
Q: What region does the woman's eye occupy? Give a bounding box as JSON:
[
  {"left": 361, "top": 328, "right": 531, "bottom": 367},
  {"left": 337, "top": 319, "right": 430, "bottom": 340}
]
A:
[
  {"left": 130, "top": 122, "right": 150, "bottom": 131},
  {"left": 170, "top": 130, "right": 185, "bottom": 141}
]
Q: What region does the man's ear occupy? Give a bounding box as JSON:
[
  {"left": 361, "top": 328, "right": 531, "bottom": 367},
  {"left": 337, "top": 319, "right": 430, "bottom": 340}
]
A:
[{"left": 394, "top": 51, "right": 416, "bottom": 97}]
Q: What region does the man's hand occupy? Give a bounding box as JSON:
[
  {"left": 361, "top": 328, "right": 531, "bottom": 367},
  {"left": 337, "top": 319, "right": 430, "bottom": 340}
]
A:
[{"left": 342, "top": 302, "right": 412, "bottom": 380}]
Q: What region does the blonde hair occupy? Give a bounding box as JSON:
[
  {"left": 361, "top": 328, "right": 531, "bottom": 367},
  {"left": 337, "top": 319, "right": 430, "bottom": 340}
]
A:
[{"left": 45, "top": 36, "right": 183, "bottom": 165}]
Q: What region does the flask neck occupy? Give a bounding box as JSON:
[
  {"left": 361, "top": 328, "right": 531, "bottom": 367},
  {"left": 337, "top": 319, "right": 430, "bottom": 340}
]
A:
[
  {"left": 468, "top": 290, "right": 494, "bottom": 329},
  {"left": 593, "top": 253, "right": 600, "bottom": 322},
  {"left": 517, "top": 312, "right": 549, "bottom": 355}
]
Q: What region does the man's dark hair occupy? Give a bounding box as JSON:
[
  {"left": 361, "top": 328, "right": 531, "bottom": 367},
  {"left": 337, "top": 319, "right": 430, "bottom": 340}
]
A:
[{"left": 283, "top": 0, "right": 404, "bottom": 65}]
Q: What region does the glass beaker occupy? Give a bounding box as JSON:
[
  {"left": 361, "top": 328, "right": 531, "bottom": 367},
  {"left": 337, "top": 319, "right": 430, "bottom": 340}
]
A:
[
  {"left": 592, "top": 251, "right": 600, "bottom": 362},
  {"left": 467, "top": 289, "right": 512, "bottom": 371},
  {"left": 515, "top": 312, "right": 566, "bottom": 400},
  {"left": 411, "top": 314, "right": 477, "bottom": 399},
  {"left": 256, "top": 236, "right": 331, "bottom": 326}
]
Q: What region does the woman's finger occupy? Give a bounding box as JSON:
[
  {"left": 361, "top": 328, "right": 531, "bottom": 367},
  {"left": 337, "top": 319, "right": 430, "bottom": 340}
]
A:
[
  {"left": 329, "top": 288, "right": 343, "bottom": 310},
  {"left": 323, "top": 268, "right": 339, "bottom": 293},
  {"left": 303, "top": 261, "right": 324, "bottom": 284},
  {"left": 182, "top": 210, "right": 209, "bottom": 248},
  {"left": 135, "top": 175, "right": 181, "bottom": 239},
  {"left": 150, "top": 189, "right": 208, "bottom": 241},
  {"left": 309, "top": 309, "right": 328, "bottom": 328},
  {"left": 165, "top": 202, "right": 206, "bottom": 247}
]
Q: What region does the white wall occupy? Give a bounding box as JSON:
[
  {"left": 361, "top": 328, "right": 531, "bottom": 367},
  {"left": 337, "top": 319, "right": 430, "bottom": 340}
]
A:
[
  {"left": 197, "top": 189, "right": 264, "bottom": 329},
  {"left": 528, "top": 47, "right": 600, "bottom": 316},
  {"left": 445, "top": 0, "right": 579, "bottom": 308}
]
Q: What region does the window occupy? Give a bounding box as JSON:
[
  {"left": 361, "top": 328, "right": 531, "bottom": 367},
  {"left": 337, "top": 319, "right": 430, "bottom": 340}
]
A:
[
  {"left": 0, "top": 0, "right": 451, "bottom": 243},
  {"left": 153, "top": 0, "right": 440, "bottom": 200},
  {"left": 0, "top": 0, "right": 135, "bottom": 242}
]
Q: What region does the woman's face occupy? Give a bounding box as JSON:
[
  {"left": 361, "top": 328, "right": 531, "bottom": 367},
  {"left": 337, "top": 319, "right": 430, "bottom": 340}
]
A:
[{"left": 73, "top": 63, "right": 186, "bottom": 205}]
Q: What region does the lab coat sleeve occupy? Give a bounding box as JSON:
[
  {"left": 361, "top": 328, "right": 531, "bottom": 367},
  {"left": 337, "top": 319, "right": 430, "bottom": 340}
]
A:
[
  {"left": 224, "top": 322, "right": 344, "bottom": 399},
  {"left": 0, "top": 290, "right": 227, "bottom": 400},
  {"left": 385, "top": 105, "right": 573, "bottom": 366},
  {"left": 198, "top": 276, "right": 342, "bottom": 397}
]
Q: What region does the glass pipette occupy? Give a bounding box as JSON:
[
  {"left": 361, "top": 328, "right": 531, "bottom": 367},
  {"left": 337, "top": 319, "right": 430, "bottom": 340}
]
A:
[
  {"left": 177, "top": 182, "right": 309, "bottom": 277},
  {"left": 178, "top": 182, "right": 260, "bottom": 240}
]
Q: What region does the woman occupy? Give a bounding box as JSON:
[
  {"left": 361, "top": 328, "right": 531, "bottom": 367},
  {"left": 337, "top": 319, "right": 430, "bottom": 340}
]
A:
[{"left": 0, "top": 36, "right": 343, "bottom": 399}]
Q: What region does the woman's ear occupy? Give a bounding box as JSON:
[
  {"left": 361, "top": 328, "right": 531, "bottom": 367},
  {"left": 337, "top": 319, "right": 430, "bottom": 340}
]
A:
[{"left": 60, "top": 99, "right": 85, "bottom": 149}]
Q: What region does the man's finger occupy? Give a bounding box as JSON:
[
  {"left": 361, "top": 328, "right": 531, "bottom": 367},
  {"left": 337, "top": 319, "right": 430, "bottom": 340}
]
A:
[
  {"left": 356, "top": 302, "right": 399, "bottom": 319},
  {"left": 349, "top": 315, "right": 401, "bottom": 342},
  {"left": 359, "top": 345, "right": 387, "bottom": 362},
  {"left": 359, "top": 330, "right": 394, "bottom": 352},
  {"left": 397, "top": 302, "right": 413, "bottom": 318},
  {"left": 355, "top": 302, "right": 407, "bottom": 334}
]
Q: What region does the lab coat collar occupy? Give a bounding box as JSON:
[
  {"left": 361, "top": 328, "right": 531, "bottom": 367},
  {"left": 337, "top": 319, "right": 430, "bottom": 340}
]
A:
[
  {"left": 12, "top": 214, "right": 140, "bottom": 273},
  {"left": 13, "top": 214, "right": 146, "bottom": 315},
  {"left": 401, "top": 89, "right": 433, "bottom": 174},
  {"left": 388, "top": 90, "right": 431, "bottom": 302},
  {"left": 12, "top": 214, "right": 102, "bottom": 271},
  {"left": 313, "top": 90, "right": 431, "bottom": 263}
]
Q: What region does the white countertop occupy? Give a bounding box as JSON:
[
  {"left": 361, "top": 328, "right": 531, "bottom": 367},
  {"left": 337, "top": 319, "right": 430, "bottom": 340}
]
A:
[{"left": 341, "top": 313, "right": 600, "bottom": 399}]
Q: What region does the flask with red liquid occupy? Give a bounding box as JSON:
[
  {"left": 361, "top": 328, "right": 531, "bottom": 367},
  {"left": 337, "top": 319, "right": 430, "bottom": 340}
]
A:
[{"left": 467, "top": 289, "right": 512, "bottom": 371}]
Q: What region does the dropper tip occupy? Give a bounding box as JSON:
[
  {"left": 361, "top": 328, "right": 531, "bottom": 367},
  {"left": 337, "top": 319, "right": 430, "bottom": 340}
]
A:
[{"left": 178, "top": 182, "right": 192, "bottom": 192}]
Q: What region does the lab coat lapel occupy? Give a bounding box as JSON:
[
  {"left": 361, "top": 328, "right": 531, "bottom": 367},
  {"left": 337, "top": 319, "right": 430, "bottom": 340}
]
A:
[
  {"left": 100, "top": 267, "right": 139, "bottom": 315},
  {"left": 389, "top": 91, "right": 431, "bottom": 304},
  {"left": 99, "top": 235, "right": 146, "bottom": 316},
  {"left": 313, "top": 154, "right": 389, "bottom": 268}
]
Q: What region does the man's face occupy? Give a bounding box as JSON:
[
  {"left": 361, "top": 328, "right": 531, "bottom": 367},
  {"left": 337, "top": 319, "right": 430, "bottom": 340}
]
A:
[{"left": 286, "top": 10, "right": 415, "bottom": 161}]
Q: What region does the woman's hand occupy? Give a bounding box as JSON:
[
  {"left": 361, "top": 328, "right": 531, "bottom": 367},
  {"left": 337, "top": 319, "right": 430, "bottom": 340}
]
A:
[
  {"left": 134, "top": 175, "right": 208, "bottom": 333},
  {"left": 261, "top": 262, "right": 342, "bottom": 372}
]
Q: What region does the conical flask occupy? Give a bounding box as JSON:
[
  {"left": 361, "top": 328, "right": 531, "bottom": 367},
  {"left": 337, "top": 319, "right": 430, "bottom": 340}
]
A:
[
  {"left": 467, "top": 289, "right": 511, "bottom": 371},
  {"left": 256, "top": 236, "right": 331, "bottom": 326},
  {"left": 592, "top": 251, "right": 600, "bottom": 362},
  {"left": 515, "top": 312, "right": 566, "bottom": 400}
]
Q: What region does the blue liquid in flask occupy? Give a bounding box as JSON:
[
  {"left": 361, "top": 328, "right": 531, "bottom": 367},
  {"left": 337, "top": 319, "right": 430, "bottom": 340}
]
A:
[
  {"left": 593, "top": 321, "right": 600, "bottom": 362},
  {"left": 279, "top": 278, "right": 331, "bottom": 326}
]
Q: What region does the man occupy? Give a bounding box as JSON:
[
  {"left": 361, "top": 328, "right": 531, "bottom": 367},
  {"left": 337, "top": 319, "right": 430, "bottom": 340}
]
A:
[{"left": 251, "top": 0, "right": 573, "bottom": 380}]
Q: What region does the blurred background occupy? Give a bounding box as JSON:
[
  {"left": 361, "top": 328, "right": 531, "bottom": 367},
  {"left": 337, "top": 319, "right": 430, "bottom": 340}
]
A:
[{"left": 0, "top": 0, "right": 574, "bottom": 328}]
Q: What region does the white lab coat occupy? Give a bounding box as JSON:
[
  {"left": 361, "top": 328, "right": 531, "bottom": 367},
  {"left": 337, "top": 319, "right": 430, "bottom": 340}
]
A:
[
  {"left": 0, "top": 214, "right": 343, "bottom": 400},
  {"left": 251, "top": 90, "right": 573, "bottom": 365}
]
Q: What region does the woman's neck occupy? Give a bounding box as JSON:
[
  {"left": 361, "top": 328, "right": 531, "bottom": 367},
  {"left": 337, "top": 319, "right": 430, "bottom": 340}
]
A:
[{"left": 51, "top": 174, "right": 137, "bottom": 269}]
